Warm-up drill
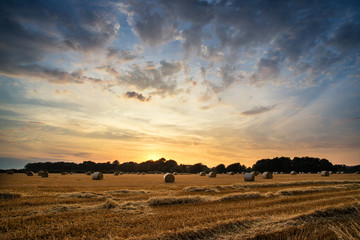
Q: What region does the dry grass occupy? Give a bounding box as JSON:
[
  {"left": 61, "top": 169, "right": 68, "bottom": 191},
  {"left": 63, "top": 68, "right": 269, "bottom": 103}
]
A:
[
  {"left": 1, "top": 173, "right": 360, "bottom": 239},
  {"left": 0, "top": 192, "right": 21, "bottom": 199}
]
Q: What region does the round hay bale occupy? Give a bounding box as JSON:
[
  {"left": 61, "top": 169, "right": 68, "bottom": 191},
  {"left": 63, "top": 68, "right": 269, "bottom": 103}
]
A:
[
  {"left": 228, "top": 171, "right": 235, "bottom": 175},
  {"left": 263, "top": 172, "right": 273, "bottom": 179},
  {"left": 39, "top": 171, "right": 48, "bottom": 178},
  {"left": 250, "top": 171, "right": 259, "bottom": 176},
  {"left": 208, "top": 171, "right": 217, "bottom": 178},
  {"left": 173, "top": 172, "right": 178, "bottom": 175},
  {"left": 26, "top": 171, "right": 34, "bottom": 176},
  {"left": 92, "top": 172, "right": 103, "bottom": 180},
  {"left": 290, "top": 171, "right": 297, "bottom": 175},
  {"left": 321, "top": 171, "right": 329, "bottom": 176},
  {"left": 164, "top": 173, "right": 175, "bottom": 183},
  {"left": 7, "top": 170, "right": 14, "bottom": 175},
  {"left": 244, "top": 172, "right": 255, "bottom": 181},
  {"left": 114, "top": 171, "right": 120, "bottom": 176},
  {"left": 354, "top": 171, "right": 360, "bottom": 174},
  {"left": 61, "top": 172, "right": 66, "bottom": 175},
  {"left": 329, "top": 171, "right": 333, "bottom": 174},
  {"left": 86, "top": 171, "right": 92, "bottom": 175},
  {"left": 199, "top": 172, "right": 206, "bottom": 176}
]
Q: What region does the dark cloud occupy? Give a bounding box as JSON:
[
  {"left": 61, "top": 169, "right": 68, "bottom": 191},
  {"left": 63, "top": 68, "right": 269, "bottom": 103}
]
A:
[
  {"left": 1, "top": 0, "right": 359, "bottom": 93},
  {"left": 241, "top": 105, "right": 276, "bottom": 116},
  {"left": 120, "top": 1, "right": 178, "bottom": 47},
  {"left": 327, "top": 22, "right": 360, "bottom": 51},
  {"left": 0, "top": 0, "right": 118, "bottom": 82},
  {"left": 0, "top": 0, "right": 118, "bottom": 53},
  {"left": 121, "top": 0, "right": 360, "bottom": 88},
  {"left": 124, "top": 91, "right": 151, "bottom": 102}
]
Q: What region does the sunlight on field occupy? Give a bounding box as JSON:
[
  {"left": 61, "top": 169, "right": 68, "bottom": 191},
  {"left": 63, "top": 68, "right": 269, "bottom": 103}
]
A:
[{"left": 1, "top": 173, "right": 360, "bottom": 239}]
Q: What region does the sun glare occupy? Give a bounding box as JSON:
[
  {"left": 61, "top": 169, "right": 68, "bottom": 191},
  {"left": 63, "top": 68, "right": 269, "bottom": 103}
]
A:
[{"left": 146, "top": 154, "right": 163, "bottom": 161}]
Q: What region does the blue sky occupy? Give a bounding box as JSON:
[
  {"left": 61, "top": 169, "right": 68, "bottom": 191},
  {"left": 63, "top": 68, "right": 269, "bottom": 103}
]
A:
[{"left": 0, "top": 0, "right": 359, "bottom": 169}]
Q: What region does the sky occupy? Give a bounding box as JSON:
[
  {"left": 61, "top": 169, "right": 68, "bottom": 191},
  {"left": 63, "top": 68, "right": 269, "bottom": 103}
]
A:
[{"left": 0, "top": 0, "right": 360, "bottom": 169}]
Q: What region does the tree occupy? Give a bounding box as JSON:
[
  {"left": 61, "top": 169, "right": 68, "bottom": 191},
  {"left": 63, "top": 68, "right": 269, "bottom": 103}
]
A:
[
  {"left": 226, "top": 163, "right": 246, "bottom": 173},
  {"left": 215, "top": 164, "right": 226, "bottom": 173},
  {"left": 188, "top": 163, "right": 208, "bottom": 174}
]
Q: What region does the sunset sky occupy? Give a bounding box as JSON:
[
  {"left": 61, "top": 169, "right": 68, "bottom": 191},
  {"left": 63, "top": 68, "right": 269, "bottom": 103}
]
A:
[{"left": 1, "top": 0, "right": 360, "bottom": 169}]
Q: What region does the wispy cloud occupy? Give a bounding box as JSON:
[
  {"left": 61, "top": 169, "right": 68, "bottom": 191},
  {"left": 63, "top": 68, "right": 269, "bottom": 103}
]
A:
[{"left": 241, "top": 105, "right": 276, "bottom": 116}]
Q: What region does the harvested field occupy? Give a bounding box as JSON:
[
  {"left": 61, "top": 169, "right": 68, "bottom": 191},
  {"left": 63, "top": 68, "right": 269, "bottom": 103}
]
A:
[{"left": 1, "top": 173, "right": 360, "bottom": 239}]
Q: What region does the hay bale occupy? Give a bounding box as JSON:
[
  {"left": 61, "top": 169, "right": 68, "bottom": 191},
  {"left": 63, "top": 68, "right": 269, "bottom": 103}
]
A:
[
  {"left": 39, "top": 171, "right": 49, "bottom": 178},
  {"left": 61, "top": 172, "right": 66, "bottom": 175},
  {"left": 7, "top": 170, "right": 14, "bottom": 175},
  {"left": 263, "top": 172, "right": 273, "bottom": 179},
  {"left": 354, "top": 171, "right": 360, "bottom": 174},
  {"left": 199, "top": 172, "right": 206, "bottom": 176},
  {"left": 26, "top": 171, "right": 34, "bottom": 176},
  {"left": 173, "top": 172, "right": 178, "bottom": 175},
  {"left": 250, "top": 171, "right": 259, "bottom": 176},
  {"left": 321, "top": 171, "right": 329, "bottom": 176},
  {"left": 290, "top": 171, "right": 297, "bottom": 175},
  {"left": 86, "top": 171, "right": 92, "bottom": 175},
  {"left": 164, "top": 173, "right": 175, "bottom": 183},
  {"left": 244, "top": 173, "right": 255, "bottom": 181},
  {"left": 92, "top": 172, "right": 103, "bottom": 180},
  {"left": 208, "top": 171, "right": 217, "bottom": 178},
  {"left": 228, "top": 171, "right": 235, "bottom": 175},
  {"left": 114, "top": 171, "right": 120, "bottom": 176}
]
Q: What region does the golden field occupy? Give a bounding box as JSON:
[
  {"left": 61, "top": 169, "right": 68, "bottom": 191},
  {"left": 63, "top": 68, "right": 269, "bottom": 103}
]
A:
[{"left": 1, "top": 173, "right": 360, "bottom": 239}]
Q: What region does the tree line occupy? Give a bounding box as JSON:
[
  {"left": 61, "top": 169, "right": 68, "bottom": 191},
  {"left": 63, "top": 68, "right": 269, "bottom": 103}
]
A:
[
  {"left": 21, "top": 158, "right": 247, "bottom": 174},
  {"left": 1, "top": 156, "right": 359, "bottom": 173},
  {"left": 252, "top": 156, "right": 360, "bottom": 173}
]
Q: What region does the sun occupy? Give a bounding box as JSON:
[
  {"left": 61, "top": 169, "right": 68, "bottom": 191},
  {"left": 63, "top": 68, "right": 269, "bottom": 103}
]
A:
[{"left": 145, "top": 154, "right": 163, "bottom": 161}]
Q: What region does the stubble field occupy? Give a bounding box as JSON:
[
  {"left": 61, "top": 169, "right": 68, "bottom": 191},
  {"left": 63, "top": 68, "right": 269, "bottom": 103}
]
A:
[{"left": 1, "top": 173, "right": 360, "bottom": 240}]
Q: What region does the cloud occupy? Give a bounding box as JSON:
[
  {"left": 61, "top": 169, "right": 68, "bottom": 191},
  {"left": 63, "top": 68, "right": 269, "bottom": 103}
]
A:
[
  {"left": 120, "top": 1, "right": 178, "bottom": 47},
  {"left": 113, "top": 60, "right": 183, "bottom": 96},
  {"left": 55, "top": 90, "right": 71, "bottom": 95},
  {"left": 241, "top": 105, "right": 276, "bottom": 116},
  {"left": 107, "top": 47, "right": 138, "bottom": 63},
  {"left": 1, "top": 0, "right": 359, "bottom": 94},
  {"left": 119, "top": 0, "right": 359, "bottom": 89},
  {"left": 0, "top": 0, "right": 118, "bottom": 83},
  {"left": 124, "top": 91, "right": 151, "bottom": 102},
  {"left": 1, "top": 64, "right": 102, "bottom": 85},
  {"left": 327, "top": 22, "right": 360, "bottom": 51},
  {"left": 160, "top": 60, "right": 182, "bottom": 76}
]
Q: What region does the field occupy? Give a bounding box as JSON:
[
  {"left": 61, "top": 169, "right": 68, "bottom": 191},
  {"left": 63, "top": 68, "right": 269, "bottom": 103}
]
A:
[{"left": 1, "top": 173, "right": 360, "bottom": 240}]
